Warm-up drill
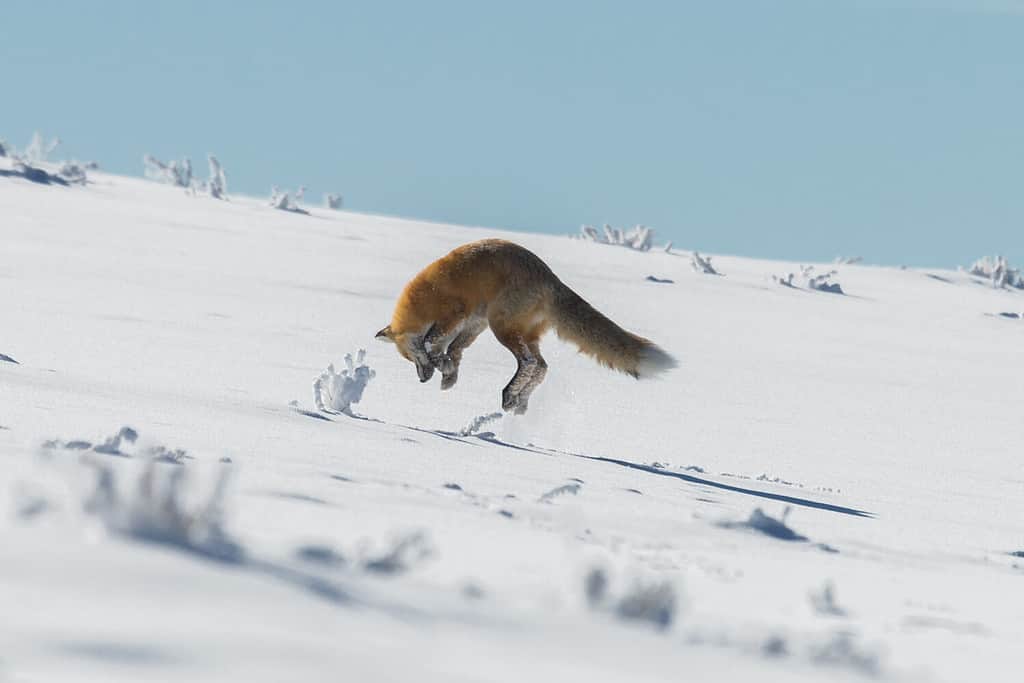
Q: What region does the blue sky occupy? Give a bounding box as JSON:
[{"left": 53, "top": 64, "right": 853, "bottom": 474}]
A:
[{"left": 3, "top": 1, "right": 1023, "bottom": 267}]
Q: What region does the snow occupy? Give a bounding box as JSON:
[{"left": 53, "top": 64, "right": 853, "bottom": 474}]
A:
[{"left": 2, "top": 169, "right": 1024, "bottom": 681}]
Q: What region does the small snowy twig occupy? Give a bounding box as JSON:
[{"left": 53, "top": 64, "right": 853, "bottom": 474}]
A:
[
  {"left": 459, "top": 412, "right": 503, "bottom": 437},
  {"left": 691, "top": 251, "right": 719, "bottom": 275}
]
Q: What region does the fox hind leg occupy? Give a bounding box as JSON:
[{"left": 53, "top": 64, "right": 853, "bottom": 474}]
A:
[
  {"left": 505, "top": 339, "right": 546, "bottom": 414},
  {"left": 492, "top": 327, "right": 547, "bottom": 414},
  {"left": 519, "top": 338, "right": 548, "bottom": 407}
]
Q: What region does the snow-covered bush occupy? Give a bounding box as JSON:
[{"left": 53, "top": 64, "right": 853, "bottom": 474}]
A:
[
  {"left": 773, "top": 272, "right": 796, "bottom": 288},
  {"left": 324, "top": 193, "right": 343, "bottom": 210},
  {"left": 207, "top": 155, "right": 227, "bottom": 199},
  {"left": 964, "top": 255, "right": 1024, "bottom": 290},
  {"left": 834, "top": 255, "right": 862, "bottom": 265},
  {"left": 576, "top": 224, "right": 654, "bottom": 251},
  {"left": 615, "top": 580, "right": 677, "bottom": 629},
  {"left": 802, "top": 266, "right": 843, "bottom": 294},
  {"left": 55, "top": 161, "right": 89, "bottom": 185},
  {"left": 584, "top": 567, "right": 677, "bottom": 630},
  {"left": 83, "top": 456, "right": 241, "bottom": 563},
  {"left": 144, "top": 154, "right": 193, "bottom": 187},
  {"left": 361, "top": 531, "right": 432, "bottom": 575},
  {"left": 42, "top": 425, "right": 192, "bottom": 463},
  {"left": 144, "top": 153, "right": 228, "bottom": 199},
  {"left": 22, "top": 132, "right": 60, "bottom": 165},
  {"left": 313, "top": 350, "right": 375, "bottom": 415},
  {"left": 809, "top": 581, "right": 847, "bottom": 617},
  {"left": 2, "top": 132, "right": 95, "bottom": 185},
  {"left": 773, "top": 265, "right": 844, "bottom": 294},
  {"left": 691, "top": 251, "right": 720, "bottom": 275},
  {"left": 270, "top": 185, "right": 310, "bottom": 214}
]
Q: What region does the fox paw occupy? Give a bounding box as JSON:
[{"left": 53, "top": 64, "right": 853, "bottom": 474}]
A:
[
  {"left": 428, "top": 352, "right": 456, "bottom": 371},
  {"left": 501, "top": 390, "right": 529, "bottom": 414},
  {"left": 441, "top": 369, "right": 458, "bottom": 391}
]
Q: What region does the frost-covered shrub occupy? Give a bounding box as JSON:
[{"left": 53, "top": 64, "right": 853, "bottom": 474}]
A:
[
  {"left": 144, "top": 153, "right": 228, "bottom": 199},
  {"left": 325, "top": 193, "right": 343, "bottom": 210},
  {"left": 55, "top": 161, "right": 89, "bottom": 185},
  {"left": 207, "top": 155, "right": 226, "bottom": 199},
  {"left": 809, "top": 581, "right": 847, "bottom": 617},
  {"left": 964, "top": 255, "right": 1024, "bottom": 290},
  {"left": 802, "top": 266, "right": 843, "bottom": 294},
  {"left": 144, "top": 154, "right": 193, "bottom": 188},
  {"left": 270, "top": 185, "right": 310, "bottom": 214},
  {"left": 83, "top": 457, "right": 241, "bottom": 563},
  {"left": 1, "top": 132, "right": 95, "bottom": 185},
  {"left": 691, "top": 251, "right": 720, "bottom": 275},
  {"left": 773, "top": 265, "right": 843, "bottom": 294},
  {"left": 583, "top": 567, "right": 677, "bottom": 630},
  {"left": 42, "top": 425, "right": 193, "bottom": 463},
  {"left": 809, "top": 631, "right": 882, "bottom": 676},
  {"left": 576, "top": 224, "right": 655, "bottom": 251},
  {"left": 362, "top": 531, "right": 432, "bottom": 575},
  {"left": 834, "top": 255, "right": 862, "bottom": 265},
  {"left": 313, "top": 350, "right": 375, "bottom": 415},
  {"left": 615, "top": 580, "right": 677, "bottom": 629},
  {"left": 22, "top": 132, "right": 60, "bottom": 165}
]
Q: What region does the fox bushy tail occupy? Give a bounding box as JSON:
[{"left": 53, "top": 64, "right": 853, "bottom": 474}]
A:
[{"left": 550, "top": 284, "right": 676, "bottom": 378}]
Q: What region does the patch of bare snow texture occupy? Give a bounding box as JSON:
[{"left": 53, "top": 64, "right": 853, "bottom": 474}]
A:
[
  {"left": 7, "top": 167, "right": 1024, "bottom": 682},
  {"left": 313, "top": 350, "right": 375, "bottom": 415}
]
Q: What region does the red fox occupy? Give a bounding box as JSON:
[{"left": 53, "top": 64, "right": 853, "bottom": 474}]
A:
[{"left": 376, "top": 239, "right": 676, "bottom": 413}]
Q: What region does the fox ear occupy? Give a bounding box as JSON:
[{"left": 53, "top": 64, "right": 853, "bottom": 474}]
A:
[{"left": 375, "top": 325, "right": 394, "bottom": 343}]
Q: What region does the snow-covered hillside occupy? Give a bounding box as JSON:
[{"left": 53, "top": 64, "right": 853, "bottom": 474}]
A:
[{"left": 2, "top": 168, "right": 1023, "bottom": 682}]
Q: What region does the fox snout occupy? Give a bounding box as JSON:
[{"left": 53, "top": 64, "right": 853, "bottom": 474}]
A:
[{"left": 416, "top": 362, "right": 434, "bottom": 383}]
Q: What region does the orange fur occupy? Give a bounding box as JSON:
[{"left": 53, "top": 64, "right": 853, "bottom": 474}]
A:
[{"left": 378, "top": 239, "right": 675, "bottom": 411}]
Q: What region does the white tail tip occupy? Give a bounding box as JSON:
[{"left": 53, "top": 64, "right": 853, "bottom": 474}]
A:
[{"left": 636, "top": 344, "right": 677, "bottom": 378}]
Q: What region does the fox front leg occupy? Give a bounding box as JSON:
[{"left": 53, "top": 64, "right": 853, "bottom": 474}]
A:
[
  {"left": 437, "top": 315, "right": 487, "bottom": 390},
  {"left": 422, "top": 320, "right": 463, "bottom": 386},
  {"left": 408, "top": 335, "right": 436, "bottom": 383}
]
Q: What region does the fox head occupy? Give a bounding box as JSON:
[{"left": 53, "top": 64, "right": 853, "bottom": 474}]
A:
[{"left": 375, "top": 325, "right": 435, "bottom": 383}]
